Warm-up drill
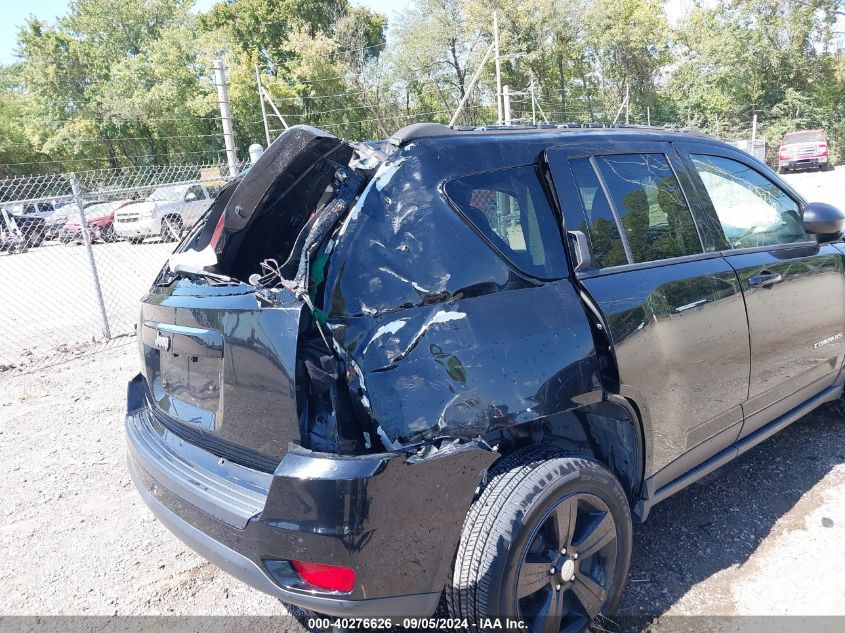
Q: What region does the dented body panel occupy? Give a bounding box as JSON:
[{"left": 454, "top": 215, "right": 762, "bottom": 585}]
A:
[{"left": 323, "top": 139, "right": 602, "bottom": 447}]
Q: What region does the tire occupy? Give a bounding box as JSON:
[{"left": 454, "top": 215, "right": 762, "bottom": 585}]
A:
[
  {"left": 447, "top": 447, "right": 632, "bottom": 633},
  {"left": 160, "top": 216, "right": 182, "bottom": 242},
  {"left": 825, "top": 394, "right": 845, "bottom": 419},
  {"left": 128, "top": 237, "right": 145, "bottom": 244},
  {"left": 26, "top": 230, "right": 45, "bottom": 248},
  {"left": 100, "top": 225, "right": 118, "bottom": 243}
]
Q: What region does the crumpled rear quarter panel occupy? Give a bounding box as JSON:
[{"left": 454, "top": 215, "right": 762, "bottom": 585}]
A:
[{"left": 324, "top": 142, "right": 602, "bottom": 447}]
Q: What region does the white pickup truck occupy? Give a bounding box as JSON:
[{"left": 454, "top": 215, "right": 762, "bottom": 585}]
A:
[{"left": 113, "top": 181, "right": 217, "bottom": 243}]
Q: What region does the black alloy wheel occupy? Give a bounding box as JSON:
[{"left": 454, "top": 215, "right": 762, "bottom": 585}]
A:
[{"left": 515, "top": 493, "right": 618, "bottom": 633}]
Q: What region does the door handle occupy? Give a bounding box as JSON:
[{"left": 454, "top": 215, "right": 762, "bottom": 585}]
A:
[{"left": 748, "top": 271, "right": 783, "bottom": 288}]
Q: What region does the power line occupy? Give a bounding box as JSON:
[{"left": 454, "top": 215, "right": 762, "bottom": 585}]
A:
[
  {"left": 0, "top": 148, "right": 226, "bottom": 168},
  {"left": 40, "top": 115, "right": 223, "bottom": 124},
  {"left": 4, "top": 133, "right": 224, "bottom": 147}
]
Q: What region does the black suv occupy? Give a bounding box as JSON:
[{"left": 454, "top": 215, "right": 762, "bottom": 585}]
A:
[{"left": 126, "top": 124, "right": 845, "bottom": 631}]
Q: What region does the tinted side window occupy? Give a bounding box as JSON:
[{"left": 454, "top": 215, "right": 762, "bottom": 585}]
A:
[
  {"left": 595, "top": 154, "right": 703, "bottom": 263},
  {"left": 569, "top": 158, "right": 628, "bottom": 268},
  {"left": 690, "top": 154, "right": 807, "bottom": 249},
  {"left": 186, "top": 185, "right": 206, "bottom": 200},
  {"left": 444, "top": 165, "right": 566, "bottom": 278}
]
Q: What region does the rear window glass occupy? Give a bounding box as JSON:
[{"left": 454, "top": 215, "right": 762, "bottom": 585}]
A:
[
  {"left": 444, "top": 165, "right": 566, "bottom": 278},
  {"left": 594, "top": 154, "right": 703, "bottom": 263},
  {"left": 783, "top": 131, "right": 824, "bottom": 144}
]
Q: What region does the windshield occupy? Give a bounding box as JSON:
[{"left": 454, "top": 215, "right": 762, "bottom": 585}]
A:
[
  {"left": 148, "top": 185, "right": 188, "bottom": 202},
  {"left": 783, "top": 131, "right": 824, "bottom": 144},
  {"left": 83, "top": 202, "right": 118, "bottom": 217},
  {"left": 50, "top": 203, "right": 78, "bottom": 219}
]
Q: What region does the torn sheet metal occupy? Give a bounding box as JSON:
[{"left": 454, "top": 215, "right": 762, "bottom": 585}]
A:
[{"left": 323, "top": 145, "right": 603, "bottom": 448}]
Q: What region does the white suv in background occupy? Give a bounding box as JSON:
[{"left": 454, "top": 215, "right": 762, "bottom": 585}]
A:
[{"left": 113, "top": 182, "right": 217, "bottom": 244}]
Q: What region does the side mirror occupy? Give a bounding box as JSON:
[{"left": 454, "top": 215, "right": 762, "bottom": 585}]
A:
[
  {"left": 803, "top": 202, "right": 845, "bottom": 240},
  {"left": 567, "top": 230, "right": 592, "bottom": 272},
  {"left": 184, "top": 192, "right": 197, "bottom": 202}
]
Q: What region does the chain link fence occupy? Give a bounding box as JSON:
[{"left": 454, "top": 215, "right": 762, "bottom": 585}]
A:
[{"left": 0, "top": 162, "right": 246, "bottom": 371}]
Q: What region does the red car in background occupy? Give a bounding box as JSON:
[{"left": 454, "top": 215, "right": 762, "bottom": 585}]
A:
[
  {"left": 62, "top": 199, "right": 132, "bottom": 244},
  {"left": 778, "top": 129, "right": 832, "bottom": 173}
]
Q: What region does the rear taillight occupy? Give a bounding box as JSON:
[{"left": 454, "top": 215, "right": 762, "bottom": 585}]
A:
[
  {"left": 209, "top": 213, "right": 226, "bottom": 248},
  {"left": 291, "top": 560, "right": 355, "bottom": 592},
  {"left": 819, "top": 144, "right": 828, "bottom": 156}
]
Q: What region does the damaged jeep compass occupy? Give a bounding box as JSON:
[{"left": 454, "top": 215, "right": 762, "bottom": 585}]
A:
[{"left": 126, "top": 123, "right": 845, "bottom": 630}]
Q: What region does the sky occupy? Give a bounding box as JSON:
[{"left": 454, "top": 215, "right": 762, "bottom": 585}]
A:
[{"left": 0, "top": 0, "right": 406, "bottom": 65}]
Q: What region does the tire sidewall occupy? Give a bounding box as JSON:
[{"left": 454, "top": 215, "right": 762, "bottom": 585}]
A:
[{"left": 488, "top": 460, "right": 633, "bottom": 619}]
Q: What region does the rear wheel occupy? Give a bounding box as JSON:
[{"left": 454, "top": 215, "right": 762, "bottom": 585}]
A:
[
  {"left": 160, "top": 216, "right": 182, "bottom": 242},
  {"left": 447, "top": 449, "right": 632, "bottom": 633},
  {"left": 128, "top": 237, "right": 145, "bottom": 244}
]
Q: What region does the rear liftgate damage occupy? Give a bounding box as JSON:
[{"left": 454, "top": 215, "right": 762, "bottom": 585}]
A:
[{"left": 170, "top": 124, "right": 497, "bottom": 468}]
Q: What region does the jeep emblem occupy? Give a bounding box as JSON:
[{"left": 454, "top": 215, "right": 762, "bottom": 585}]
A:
[{"left": 154, "top": 333, "right": 171, "bottom": 351}]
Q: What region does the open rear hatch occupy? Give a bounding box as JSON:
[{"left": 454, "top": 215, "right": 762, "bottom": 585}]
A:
[{"left": 138, "top": 126, "right": 362, "bottom": 471}]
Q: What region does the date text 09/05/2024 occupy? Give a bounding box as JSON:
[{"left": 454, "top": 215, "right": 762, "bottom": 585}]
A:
[{"left": 307, "top": 618, "right": 528, "bottom": 629}]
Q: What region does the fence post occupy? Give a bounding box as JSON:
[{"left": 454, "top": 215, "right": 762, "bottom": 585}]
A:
[{"left": 69, "top": 173, "right": 111, "bottom": 340}]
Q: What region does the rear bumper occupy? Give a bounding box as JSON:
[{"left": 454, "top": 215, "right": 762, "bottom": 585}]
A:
[
  {"left": 125, "top": 374, "right": 495, "bottom": 617},
  {"left": 128, "top": 458, "right": 441, "bottom": 616}
]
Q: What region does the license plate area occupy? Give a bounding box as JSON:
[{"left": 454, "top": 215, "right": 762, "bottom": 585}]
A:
[{"left": 141, "top": 322, "right": 224, "bottom": 430}]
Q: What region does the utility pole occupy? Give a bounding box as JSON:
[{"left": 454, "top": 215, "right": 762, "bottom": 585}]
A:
[
  {"left": 647, "top": 105, "right": 651, "bottom": 126},
  {"left": 493, "top": 11, "right": 503, "bottom": 125},
  {"left": 751, "top": 112, "right": 758, "bottom": 147},
  {"left": 529, "top": 83, "right": 537, "bottom": 126},
  {"left": 256, "top": 65, "right": 271, "bottom": 148},
  {"left": 503, "top": 85, "right": 511, "bottom": 126},
  {"left": 625, "top": 82, "right": 630, "bottom": 125},
  {"left": 212, "top": 60, "right": 238, "bottom": 176}
]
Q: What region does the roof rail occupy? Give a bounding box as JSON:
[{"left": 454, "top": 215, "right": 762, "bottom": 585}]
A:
[{"left": 389, "top": 121, "right": 707, "bottom": 146}]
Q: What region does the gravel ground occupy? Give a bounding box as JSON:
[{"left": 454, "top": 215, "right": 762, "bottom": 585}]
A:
[
  {"left": 0, "top": 343, "right": 843, "bottom": 628},
  {"left": 782, "top": 165, "right": 845, "bottom": 201}
]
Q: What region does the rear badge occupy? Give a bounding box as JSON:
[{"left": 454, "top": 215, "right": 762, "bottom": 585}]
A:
[
  {"left": 814, "top": 333, "right": 843, "bottom": 349},
  {"left": 154, "top": 333, "right": 172, "bottom": 351}
]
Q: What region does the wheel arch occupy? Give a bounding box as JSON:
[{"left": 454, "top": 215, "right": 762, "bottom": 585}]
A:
[{"left": 488, "top": 399, "right": 646, "bottom": 505}]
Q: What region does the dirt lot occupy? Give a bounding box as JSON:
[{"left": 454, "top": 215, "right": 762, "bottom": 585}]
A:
[
  {"left": 1, "top": 166, "right": 844, "bottom": 629},
  {"left": 0, "top": 342, "right": 843, "bottom": 628}
]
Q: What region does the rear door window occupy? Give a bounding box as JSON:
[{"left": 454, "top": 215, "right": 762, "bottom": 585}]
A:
[
  {"left": 444, "top": 165, "right": 566, "bottom": 278},
  {"left": 594, "top": 154, "right": 703, "bottom": 263},
  {"left": 569, "top": 158, "right": 628, "bottom": 268}
]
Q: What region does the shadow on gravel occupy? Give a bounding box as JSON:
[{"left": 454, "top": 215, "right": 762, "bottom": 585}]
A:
[{"left": 613, "top": 406, "right": 845, "bottom": 624}]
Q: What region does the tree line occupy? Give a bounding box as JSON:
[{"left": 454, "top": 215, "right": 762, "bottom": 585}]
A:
[{"left": 1, "top": 0, "right": 843, "bottom": 177}]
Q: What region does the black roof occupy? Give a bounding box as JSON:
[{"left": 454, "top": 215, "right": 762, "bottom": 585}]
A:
[{"left": 389, "top": 122, "right": 710, "bottom": 147}]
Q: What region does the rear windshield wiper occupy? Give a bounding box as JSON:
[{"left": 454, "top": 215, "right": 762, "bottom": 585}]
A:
[{"left": 168, "top": 264, "right": 239, "bottom": 285}]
